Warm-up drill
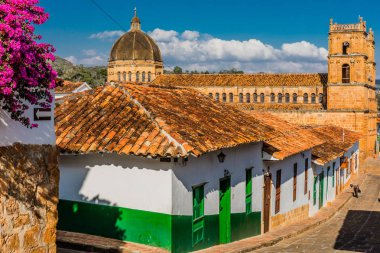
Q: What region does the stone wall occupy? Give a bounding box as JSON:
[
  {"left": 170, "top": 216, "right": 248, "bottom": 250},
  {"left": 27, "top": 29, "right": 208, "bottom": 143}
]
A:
[
  {"left": 0, "top": 143, "right": 59, "bottom": 253},
  {"left": 271, "top": 204, "right": 309, "bottom": 229}
]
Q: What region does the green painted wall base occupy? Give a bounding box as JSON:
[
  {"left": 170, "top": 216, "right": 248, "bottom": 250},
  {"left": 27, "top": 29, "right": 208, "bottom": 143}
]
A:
[{"left": 58, "top": 200, "right": 261, "bottom": 253}]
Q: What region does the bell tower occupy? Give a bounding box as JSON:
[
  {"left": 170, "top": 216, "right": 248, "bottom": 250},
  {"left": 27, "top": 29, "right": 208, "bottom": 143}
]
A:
[{"left": 327, "top": 17, "right": 376, "bottom": 111}]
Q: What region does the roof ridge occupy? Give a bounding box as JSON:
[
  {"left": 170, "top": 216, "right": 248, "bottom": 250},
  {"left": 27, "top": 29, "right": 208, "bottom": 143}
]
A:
[{"left": 116, "top": 84, "right": 188, "bottom": 156}]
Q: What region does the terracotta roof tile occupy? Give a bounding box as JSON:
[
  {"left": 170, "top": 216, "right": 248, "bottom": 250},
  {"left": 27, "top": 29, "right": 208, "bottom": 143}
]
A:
[
  {"left": 55, "top": 84, "right": 278, "bottom": 157},
  {"left": 306, "top": 125, "right": 361, "bottom": 165},
  {"left": 152, "top": 73, "right": 328, "bottom": 87},
  {"left": 55, "top": 80, "right": 85, "bottom": 94}
]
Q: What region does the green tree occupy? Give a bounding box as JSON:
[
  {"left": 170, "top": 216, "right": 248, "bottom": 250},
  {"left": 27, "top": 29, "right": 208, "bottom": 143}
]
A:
[{"left": 173, "top": 66, "right": 183, "bottom": 74}]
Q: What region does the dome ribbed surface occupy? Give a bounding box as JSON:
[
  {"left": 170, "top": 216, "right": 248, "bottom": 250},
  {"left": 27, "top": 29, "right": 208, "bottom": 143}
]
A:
[{"left": 110, "top": 31, "right": 162, "bottom": 62}]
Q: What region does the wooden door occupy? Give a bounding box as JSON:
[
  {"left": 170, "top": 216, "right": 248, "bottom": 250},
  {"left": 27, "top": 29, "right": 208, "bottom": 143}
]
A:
[
  {"left": 335, "top": 169, "right": 339, "bottom": 195},
  {"left": 219, "top": 177, "right": 231, "bottom": 244},
  {"left": 275, "top": 170, "right": 281, "bottom": 214},
  {"left": 263, "top": 174, "right": 272, "bottom": 233}
]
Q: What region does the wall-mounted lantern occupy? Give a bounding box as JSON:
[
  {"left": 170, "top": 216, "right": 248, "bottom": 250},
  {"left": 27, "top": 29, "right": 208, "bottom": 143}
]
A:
[{"left": 217, "top": 152, "right": 226, "bottom": 163}]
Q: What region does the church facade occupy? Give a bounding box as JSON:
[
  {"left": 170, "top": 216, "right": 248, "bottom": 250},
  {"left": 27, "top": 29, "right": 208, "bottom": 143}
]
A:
[{"left": 151, "top": 17, "right": 378, "bottom": 162}]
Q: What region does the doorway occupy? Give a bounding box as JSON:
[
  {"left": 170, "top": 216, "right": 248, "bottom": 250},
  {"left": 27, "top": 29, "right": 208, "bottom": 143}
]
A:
[
  {"left": 263, "top": 174, "right": 272, "bottom": 233},
  {"left": 318, "top": 172, "right": 324, "bottom": 209},
  {"left": 219, "top": 177, "right": 231, "bottom": 244}
]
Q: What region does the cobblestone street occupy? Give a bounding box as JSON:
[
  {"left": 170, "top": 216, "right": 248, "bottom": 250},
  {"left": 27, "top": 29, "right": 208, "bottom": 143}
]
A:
[{"left": 253, "top": 160, "right": 380, "bottom": 253}]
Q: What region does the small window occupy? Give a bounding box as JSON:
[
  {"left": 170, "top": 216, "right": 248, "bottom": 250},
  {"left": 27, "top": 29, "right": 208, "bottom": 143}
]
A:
[
  {"left": 303, "top": 93, "right": 308, "bottom": 103},
  {"left": 278, "top": 93, "right": 283, "bottom": 103},
  {"left": 311, "top": 93, "right": 316, "bottom": 103},
  {"left": 246, "top": 168, "right": 252, "bottom": 214},
  {"left": 246, "top": 93, "right": 251, "bottom": 103},
  {"left": 343, "top": 42, "right": 349, "bottom": 55},
  {"left": 142, "top": 71, "right": 146, "bottom": 82},
  {"left": 229, "top": 93, "right": 234, "bottom": 102},
  {"left": 253, "top": 93, "right": 258, "bottom": 103},
  {"left": 239, "top": 93, "right": 243, "bottom": 103},
  {"left": 148, "top": 72, "right": 152, "bottom": 82},
  {"left": 192, "top": 185, "right": 205, "bottom": 246},
  {"left": 215, "top": 93, "right": 220, "bottom": 101},
  {"left": 285, "top": 93, "right": 290, "bottom": 103},
  {"left": 342, "top": 64, "right": 350, "bottom": 83},
  {"left": 293, "top": 163, "right": 297, "bottom": 201},
  {"left": 318, "top": 93, "right": 323, "bottom": 103},
  {"left": 222, "top": 93, "right": 227, "bottom": 102},
  {"left": 270, "top": 93, "right": 275, "bottom": 103},
  {"left": 128, "top": 72, "right": 132, "bottom": 82},
  {"left": 260, "top": 93, "right": 265, "bottom": 103},
  {"left": 209, "top": 93, "right": 213, "bottom": 98},
  {"left": 292, "top": 93, "right": 297, "bottom": 104},
  {"left": 136, "top": 72, "right": 140, "bottom": 82},
  {"left": 117, "top": 72, "right": 121, "bottom": 82},
  {"left": 123, "top": 72, "right": 127, "bottom": 82}
]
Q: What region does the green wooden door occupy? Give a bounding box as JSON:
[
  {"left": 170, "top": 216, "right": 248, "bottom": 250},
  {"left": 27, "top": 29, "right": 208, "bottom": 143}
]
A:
[
  {"left": 318, "top": 172, "right": 324, "bottom": 209},
  {"left": 219, "top": 177, "right": 231, "bottom": 244}
]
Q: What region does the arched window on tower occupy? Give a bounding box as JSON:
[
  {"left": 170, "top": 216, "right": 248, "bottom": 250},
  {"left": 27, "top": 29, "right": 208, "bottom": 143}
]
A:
[
  {"left": 117, "top": 72, "right": 121, "bottom": 82},
  {"left": 278, "top": 93, "right": 283, "bottom": 103},
  {"left": 123, "top": 72, "right": 127, "bottom": 82},
  {"left": 229, "top": 93, "right": 234, "bottom": 102},
  {"left": 209, "top": 93, "right": 213, "bottom": 99},
  {"left": 215, "top": 93, "right": 220, "bottom": 101},
  {"left": 311, "top": 93, "right": 316, "bottom": 103},
  {"left": 342, "top": 64, "right": 350, "bottom": 83},
  {"left": 148, "top": 72, "right": 152, "bottom": 82},
  {"left": 260, "top": 93, "right": 265, "bottom": 103},
  {"left": 136, "top": 72, "right": 140, "bottom": 82},
  {"left": 246, "top": 93, "right": 251, "bottom": 103},
  {"left": 239, "top": 93, "right": 243, "bottom": 103},
  {"left": 128, "top": 72, "right": 132, "bottom": 82},
  {"left": 285, "top": 93, "right": 290, "bottom": 103},
  {"left": 303, "top": 93, "right": 309, "bottom": 103},
  {"left": 142, "top": 71, "right": 146, "bottom": 82},
  {"left": 318, "top": 93, "right": 323, "bottom": 103},
  {"left": 292, "top": 93, "right": 298, "bottom": 104},
  {"left": 270, "top": 93, "right": 275, "bottom": 103},
  {"left": 342, "top": 42, "right": 349, "bottom": 55},
  {"left": 222, "top": 93, "right": 227, "bottom": 102},
  {"left": 253, "top": 93, "right": 258, "bottom": 103}
]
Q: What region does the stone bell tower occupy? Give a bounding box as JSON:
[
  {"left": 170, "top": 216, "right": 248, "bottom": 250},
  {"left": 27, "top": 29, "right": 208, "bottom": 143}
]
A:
[
  {"left": 326, "top": 17, "right": 377, "bottom": 159},
  {"left": 327, "top": 17, "right": 376, "bottom": 111}
]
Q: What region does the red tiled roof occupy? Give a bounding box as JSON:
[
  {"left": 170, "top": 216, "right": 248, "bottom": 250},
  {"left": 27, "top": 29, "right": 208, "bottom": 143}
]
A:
[
  {"left": 307, "top": 126, "right": 361, "bottom": 165},
  {"left": 55, "top": 84, "right": 278, "bottom": 157},
  {"left": 55, "top": 81, "right": 85, "bottom": 94},
  {"left": 152, "top": 73, "right": 328, "bottom": 87},
  {"left": 249, "top": 112, "right": 324, "bottom": 160}
]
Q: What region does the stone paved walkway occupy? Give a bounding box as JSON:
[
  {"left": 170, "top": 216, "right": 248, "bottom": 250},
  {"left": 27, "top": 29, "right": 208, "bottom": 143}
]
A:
[{"left": 252, "top": 159, "right": 380, "bottom": 253}]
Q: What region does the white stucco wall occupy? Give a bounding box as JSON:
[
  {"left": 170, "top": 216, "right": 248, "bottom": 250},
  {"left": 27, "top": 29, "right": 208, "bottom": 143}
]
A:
[
  {"left": 171, "top": 143, "right": 264, "bottom": 216},
  {"left": 59, "top": 153, "right": 173, "bottom": 214},
  {"left": 266, "top": 151, "right": 312, "bottom": 217},
  {"left": 309, "top": 142, "right": 360, "bottom": 216},
  {"left": 0, "top": 100, "right": 55, "bottom": 146}
]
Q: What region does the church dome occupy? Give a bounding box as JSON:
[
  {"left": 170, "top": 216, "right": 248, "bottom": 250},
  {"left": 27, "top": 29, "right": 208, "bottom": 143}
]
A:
[{"left": 109, "top": 10, "right": 162, "bottom": 62}]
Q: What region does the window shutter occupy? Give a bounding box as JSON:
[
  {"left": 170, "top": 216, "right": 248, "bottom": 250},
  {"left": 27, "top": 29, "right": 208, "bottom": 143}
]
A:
[
  {"left": 293, "top": 163, "right": 297, "bottom": 202},
  {"left": 275, "top": 170, "right": 281, "bottom": 214},
  {"left": 192, "top": 185, "right": 205, "bottom": 246},
  {"left": 245, "top": 168, "right": 252, "bottom": 214}
]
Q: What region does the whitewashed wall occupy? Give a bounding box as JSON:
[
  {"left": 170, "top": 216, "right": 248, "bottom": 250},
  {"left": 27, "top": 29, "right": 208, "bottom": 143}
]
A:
[
  {"left": 59, "top": 153, "right": 173, "bottom": 214},
  {"left": 0, "top": 100, "right": 55, "bottom": 146},
  {"left": 266, "top": 151, "right": 312, "bottom": 217},
  {"left": 171, "top": 143, "right": 263, "bottom": 216}
]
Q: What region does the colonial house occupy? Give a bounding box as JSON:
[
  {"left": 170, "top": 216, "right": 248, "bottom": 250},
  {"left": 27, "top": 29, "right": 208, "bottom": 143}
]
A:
[
  {"left": 55, "top": 80, "right": 92, "bottom": 99},
  {"left": 55, "top": 83, "right": 361, "bottom": 252}
]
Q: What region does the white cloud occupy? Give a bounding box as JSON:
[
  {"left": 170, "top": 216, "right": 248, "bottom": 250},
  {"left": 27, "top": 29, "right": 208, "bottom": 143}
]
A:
[
  {"left": 64, "top": 56, "right": 78, "bottom": 65},
  {"left": 181, "top": 30, "right": 200, "bottom": 40},
  {"left": 89, "top": 30, "right": 124, "bottom": 40},
  {"left": 82, "top": 49, "right": 97, "bottom": 57},
  {"left": 147, "top": 28, "right": 328, "bottom": 73}
]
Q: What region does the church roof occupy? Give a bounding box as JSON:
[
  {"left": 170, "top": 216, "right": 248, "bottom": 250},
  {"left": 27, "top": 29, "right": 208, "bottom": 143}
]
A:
[
  {"left": 152, "top": 73, "right": 328, "bottom": 87},
  {"left": 55, "top": 80, "right": 87, "bottom": 94},
  {"left": 55, "top": 84, "right": 279, "bottom": 158}
]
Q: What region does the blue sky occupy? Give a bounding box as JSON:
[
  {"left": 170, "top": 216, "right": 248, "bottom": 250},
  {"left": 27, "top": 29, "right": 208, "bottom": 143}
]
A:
[{"left": 37, "top": 0, "right": 379, "bottom": 75}]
